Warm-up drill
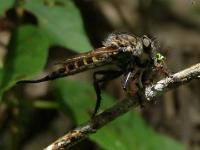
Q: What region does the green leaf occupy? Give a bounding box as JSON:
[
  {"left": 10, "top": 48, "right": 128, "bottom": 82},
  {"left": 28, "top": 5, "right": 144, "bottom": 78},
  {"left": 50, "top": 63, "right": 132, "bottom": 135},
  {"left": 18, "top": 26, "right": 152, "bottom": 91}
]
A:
[
  {"left": 54, "top": 79, "right": 99, "bottom": 123},
  {"left": 0, "top": 25, "right": 49, "bottom": 100},
  {"left": 24, "top": 0, "right": 92, "bottom": 52},
  {"left": 0, "top": 0, "right": 14, "bottom": 16},
  {"left": 53, "top": 79, "right": 185, "bottom": 150}
]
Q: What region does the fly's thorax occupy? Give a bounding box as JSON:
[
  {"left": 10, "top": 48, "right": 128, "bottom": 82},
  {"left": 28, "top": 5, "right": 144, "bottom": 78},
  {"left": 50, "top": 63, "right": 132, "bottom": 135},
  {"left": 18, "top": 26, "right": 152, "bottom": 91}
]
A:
[
  {"left": 129, "top": 35, "right": 153, "bottom": 65},
  {"left": 103, "top": 33, "right": 145, "bottom": 56},
  {"left": 132, "top": 39, "right": 143, "bottom": 56},
  {"left": 103, "top": 33, "right": 165, "bottom": 70},
  {"left": 103, "top": 33, "right": 137, "bottom": 50}
]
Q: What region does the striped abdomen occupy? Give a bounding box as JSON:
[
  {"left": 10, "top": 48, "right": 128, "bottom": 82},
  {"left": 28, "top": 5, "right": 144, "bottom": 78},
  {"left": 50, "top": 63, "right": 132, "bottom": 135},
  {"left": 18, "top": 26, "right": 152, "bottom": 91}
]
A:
[
  {"left": 16, "top": 47, "right": 120, "bottom": 84},
  {"left": 17, "top": 47, "right": 118, "bottom": 83},
  {"left": 59, "top": 47, "right": 119, "bottom": 76}
]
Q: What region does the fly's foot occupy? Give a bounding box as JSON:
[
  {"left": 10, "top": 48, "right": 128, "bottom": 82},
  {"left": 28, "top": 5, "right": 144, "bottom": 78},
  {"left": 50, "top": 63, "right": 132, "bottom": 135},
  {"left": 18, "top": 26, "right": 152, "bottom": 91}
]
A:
[
  {"left": 136, "top": 89, "right": 145, "bottom": 109},
  {"left": 124, "top": 79, "right": 138, "bottom": 97}
]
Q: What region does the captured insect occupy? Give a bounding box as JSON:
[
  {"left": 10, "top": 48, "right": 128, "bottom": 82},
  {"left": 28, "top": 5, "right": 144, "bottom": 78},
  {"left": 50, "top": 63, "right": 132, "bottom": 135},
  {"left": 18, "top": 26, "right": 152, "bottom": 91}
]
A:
[{"left": 17, "top": 33, "right": 168, "bottom": 117}]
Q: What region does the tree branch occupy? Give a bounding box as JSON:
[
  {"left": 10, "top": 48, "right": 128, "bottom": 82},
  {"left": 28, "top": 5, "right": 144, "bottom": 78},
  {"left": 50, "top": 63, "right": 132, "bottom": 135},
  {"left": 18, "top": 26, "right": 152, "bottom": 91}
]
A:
[{"left": 44, "top": 63, "right": 200, "bottom": 150}]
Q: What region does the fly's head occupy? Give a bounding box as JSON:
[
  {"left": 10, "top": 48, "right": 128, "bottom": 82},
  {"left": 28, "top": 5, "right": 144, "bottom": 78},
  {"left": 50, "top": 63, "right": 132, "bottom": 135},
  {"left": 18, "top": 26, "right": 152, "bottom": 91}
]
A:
[
  {"left": 141, "top": 35, "right": 167, "bottom": 72},
  {"left": 103, "top": 33, "right": 167, "bottom": 70}
]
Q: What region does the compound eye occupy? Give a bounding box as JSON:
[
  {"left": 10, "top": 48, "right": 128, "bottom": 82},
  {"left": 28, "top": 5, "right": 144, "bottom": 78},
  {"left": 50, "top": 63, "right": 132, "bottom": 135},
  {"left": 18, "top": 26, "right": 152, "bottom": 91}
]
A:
[
  {"left": 142, "top": 35, "right": 151, "bottom": 48},
  {"left": 155, "top": 53, "right": 165, "bottom": 64}
]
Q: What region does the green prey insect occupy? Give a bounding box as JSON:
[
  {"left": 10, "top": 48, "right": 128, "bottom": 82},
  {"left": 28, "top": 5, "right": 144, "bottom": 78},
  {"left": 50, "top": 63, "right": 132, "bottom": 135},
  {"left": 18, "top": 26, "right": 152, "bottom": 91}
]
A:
[{"left": 17, "top": 33, "right": 168, "bottom": 117}]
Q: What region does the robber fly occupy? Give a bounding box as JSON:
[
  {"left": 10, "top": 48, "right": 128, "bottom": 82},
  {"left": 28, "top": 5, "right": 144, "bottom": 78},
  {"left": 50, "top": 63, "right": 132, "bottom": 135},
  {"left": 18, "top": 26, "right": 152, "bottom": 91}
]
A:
[{"left": 17, "top": 33, "right": 167, "bottom": 117}]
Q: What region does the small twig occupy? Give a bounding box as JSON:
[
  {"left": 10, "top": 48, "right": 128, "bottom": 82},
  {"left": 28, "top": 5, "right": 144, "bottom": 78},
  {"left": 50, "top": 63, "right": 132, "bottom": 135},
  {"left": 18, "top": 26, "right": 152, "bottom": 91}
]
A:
[{"left": 44, "top": 63, "right": 200, "bottom": 150}]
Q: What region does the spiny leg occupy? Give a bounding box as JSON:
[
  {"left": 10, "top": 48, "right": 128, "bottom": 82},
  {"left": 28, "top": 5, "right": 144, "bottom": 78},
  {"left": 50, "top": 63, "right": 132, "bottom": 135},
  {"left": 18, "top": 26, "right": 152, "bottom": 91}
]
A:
[
  {"left": 136, "top": 70, "right": 146, "bottom": 108},
  {"left": 123, "top": 72, "right": 132, "bottom": 90},
  {"left": 138, "top": 69, "right": 144, "bottom": 89},
  {"left": 123, "top": 69, "right": 145, "bottom": 108},
  {"left": 92, "top": 70, "right": 123, "bottom": 118},
  {"left": 122, "top": 69, "right": 138, "bottom": 91}
]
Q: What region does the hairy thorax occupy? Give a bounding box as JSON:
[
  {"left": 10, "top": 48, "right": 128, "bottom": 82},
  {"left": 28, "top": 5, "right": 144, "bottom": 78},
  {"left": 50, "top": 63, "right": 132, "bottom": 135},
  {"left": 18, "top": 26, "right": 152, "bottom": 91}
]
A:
[{"left": 103, "top": 33, "right": 152, "bottom": 69}]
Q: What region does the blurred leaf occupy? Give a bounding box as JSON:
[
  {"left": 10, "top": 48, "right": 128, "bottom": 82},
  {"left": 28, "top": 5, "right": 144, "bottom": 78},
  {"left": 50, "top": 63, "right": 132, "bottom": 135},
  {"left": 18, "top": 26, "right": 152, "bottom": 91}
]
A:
[
  {"left": 190, "top": 6, "right": 200, "bottom": 18},
  {"left": 24, "top": 0, "right": 92, "bottom": 52},
  {"left": 33, "top": 100, "right": 60, "bottom": 109},
  {"left": 0, "top": 0, "right": 14, "bottom": 16},
  {"left": 54, "top": 79, "right": 98, "bottom": 122},
  {"left": 53, "top": 79, "right": 185, "bottom": 150},
  {"left": 0, "top": 25, "right": 49, "bottom": 100}
]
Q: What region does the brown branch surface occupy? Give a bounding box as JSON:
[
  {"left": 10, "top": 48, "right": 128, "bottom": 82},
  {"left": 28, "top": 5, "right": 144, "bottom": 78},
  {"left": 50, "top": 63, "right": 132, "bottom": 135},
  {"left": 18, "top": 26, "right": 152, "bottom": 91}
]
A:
[{"left": 44, "top": 63, "right": 200, "bottom": 150}]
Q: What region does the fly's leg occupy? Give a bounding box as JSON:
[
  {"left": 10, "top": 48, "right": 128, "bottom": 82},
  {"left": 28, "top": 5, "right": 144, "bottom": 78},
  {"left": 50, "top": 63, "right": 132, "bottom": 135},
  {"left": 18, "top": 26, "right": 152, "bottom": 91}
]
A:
[
  {"left": 123, "top": 69, "right": 145, "bottom": 108},
  {"left": 92, "top": 70, "right": 123, "bottom": 118},
  {"left": 136, "top": 70, "right": 146, "bottom": 108},
  {"left": 138, "top": 69, "right": 144, "bottom": 89},
  {"left": 160, "top": 66, "right": 171, "bottom": 77},
  {"left": 123, "top": 72, "right": 132, "bottom": 90},
  {"left": 122, "top": 69, "right": 138, "bottom": 91}
]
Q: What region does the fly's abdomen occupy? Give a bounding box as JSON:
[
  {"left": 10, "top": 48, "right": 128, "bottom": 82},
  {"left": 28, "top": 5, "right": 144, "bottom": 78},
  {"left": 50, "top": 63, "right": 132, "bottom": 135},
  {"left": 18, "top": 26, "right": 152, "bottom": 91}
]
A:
[
  {"left": 62, "top": 53, "right": 113, "bottom": 76},
  {"left": 16, "top": 47, "right": 119, "bottom": 84}
]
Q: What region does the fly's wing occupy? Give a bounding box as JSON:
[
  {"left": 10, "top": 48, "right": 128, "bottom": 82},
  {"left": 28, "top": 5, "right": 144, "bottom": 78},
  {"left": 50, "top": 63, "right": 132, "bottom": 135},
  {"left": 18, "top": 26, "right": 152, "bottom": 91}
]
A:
[
  {"left": 17, "top": 46, "right": 119, "bottom": 84},
  {"left": 54, "top": 46, "right": 119, "bottom": 66}
]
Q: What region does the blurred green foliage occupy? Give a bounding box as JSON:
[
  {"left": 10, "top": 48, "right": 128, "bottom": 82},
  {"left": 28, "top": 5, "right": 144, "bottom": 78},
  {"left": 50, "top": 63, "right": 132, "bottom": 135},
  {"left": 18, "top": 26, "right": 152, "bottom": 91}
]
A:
[
  {"left": 0, "top": 25, "right": 49, "bottom": 99},
  {"left": 24, "top": 0, "right": 92, "bottom": 52},
  {"left": 0, "top": 0, "right": 14, "bottom": 16},
  {"left": 0, "top": 0, "right": 185, "bottom": 149}
]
